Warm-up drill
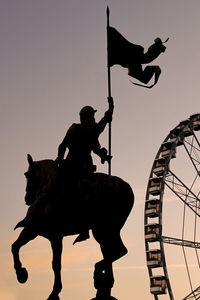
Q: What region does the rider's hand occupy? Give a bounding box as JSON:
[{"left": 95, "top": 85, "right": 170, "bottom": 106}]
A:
[
  {"left": 107, "top": 96, "right": 114, "bottom": 108},
  {"left": 55, "top": 157, "right": 62, "bottom": 165},
  {"left": 104, "top": 155, "right": 112, "bottom": 164}
]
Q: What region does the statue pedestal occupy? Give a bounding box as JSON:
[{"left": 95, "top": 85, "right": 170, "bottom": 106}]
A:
[
  {"left": 91, "top": 297, "right": 118, "bottom": 300},
  {"left": 92, "top": 269, "right": 118, "bottom": 300}
]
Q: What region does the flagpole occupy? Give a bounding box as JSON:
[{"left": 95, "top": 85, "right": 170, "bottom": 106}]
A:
[{"left": 107, "top": 6, "right": 112, "bottom": 176}]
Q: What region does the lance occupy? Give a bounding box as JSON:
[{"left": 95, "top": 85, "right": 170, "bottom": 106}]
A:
[{"left": 107, "top": 6, "right": 112, "bottom": 175}]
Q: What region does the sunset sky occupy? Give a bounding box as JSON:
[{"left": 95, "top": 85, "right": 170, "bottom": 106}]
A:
[{"left": 1, "top": 1, "right": 200, "bottom": 300}]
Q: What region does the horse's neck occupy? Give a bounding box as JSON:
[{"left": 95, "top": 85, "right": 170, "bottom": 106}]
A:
[{"left": 35, "top": 161, "right": 59, "bottom": 202}]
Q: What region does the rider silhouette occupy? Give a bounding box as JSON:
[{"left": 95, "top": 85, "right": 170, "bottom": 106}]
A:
[
  {"left": 56, "top": 97, "right": 114, "bottom": 177},
  {"left": 56, "top": 97, "right": 114, "bottom": 243}
]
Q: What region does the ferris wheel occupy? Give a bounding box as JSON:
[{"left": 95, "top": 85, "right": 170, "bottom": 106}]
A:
[{"left": 144, "top": 113, "right": 200, "bottom": 300}]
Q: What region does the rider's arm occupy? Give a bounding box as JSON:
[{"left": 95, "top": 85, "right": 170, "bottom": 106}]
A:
[
  {"left": 97, "top": 97, "right": 114, "bottom": 134},
  {"left": 57, "top": 124, "right": 75, "bottom": 162},
  {"left": 93, "top": 140, "right": 112, "bottom": 164}
]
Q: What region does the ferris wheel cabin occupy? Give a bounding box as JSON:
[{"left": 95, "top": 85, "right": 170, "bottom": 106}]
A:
[
  {"left": 148, "top": 177, "right": 162, "bottom": 196},
  {"left": 145, "top": 223, "right": 161, "bottom": 242},
  {"left": 145, "top": 199, "right": 160, "bottom": 218},
  {"left": 153, "top": 158, "right": 168, "bottom": 177},
  {"left": 146, "top": 249, "right": 162, "bottom": 268},
  {"left": 150, "top": 276, "right": 167, "bottom": 295}
]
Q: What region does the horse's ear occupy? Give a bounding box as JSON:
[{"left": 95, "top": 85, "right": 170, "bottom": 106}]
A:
[{"left": 27, "top": 154, "right": 33, "bottom": 166}]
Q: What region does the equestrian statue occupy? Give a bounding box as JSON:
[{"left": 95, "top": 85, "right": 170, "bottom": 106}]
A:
[{"left": 11, "top": 97, "right": 134, "bottom": 300}]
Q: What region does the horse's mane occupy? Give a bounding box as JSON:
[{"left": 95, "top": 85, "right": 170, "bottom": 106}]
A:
[{"left": 31, "top": 159, "right": 59, "bottom": 203}]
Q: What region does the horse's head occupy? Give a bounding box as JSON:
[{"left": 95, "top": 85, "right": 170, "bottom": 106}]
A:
[{"left": 24, "top": 154, "right": 58, "bottom": 205}]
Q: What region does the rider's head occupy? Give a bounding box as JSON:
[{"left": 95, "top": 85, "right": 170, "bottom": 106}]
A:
[{"left": 79, "top": 106, "right": 97, "bottom": 124}]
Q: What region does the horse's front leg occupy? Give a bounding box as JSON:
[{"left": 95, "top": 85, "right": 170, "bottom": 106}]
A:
[
  {"left": 11, "top": 228, "right": 37, "bottom": 283},
  {"left": 92, "top": 231, "right": 127, "bottom": 300},
  {"left": 47, "top": 235, "right": 63, "bottom": 300}
]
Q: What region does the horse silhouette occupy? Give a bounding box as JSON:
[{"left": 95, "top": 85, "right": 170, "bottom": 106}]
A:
[{"left": 11, "top": 154, "right": 134, "bottom": 300}]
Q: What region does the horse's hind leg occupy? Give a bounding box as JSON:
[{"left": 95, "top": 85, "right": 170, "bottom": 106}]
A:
[
  {"left": 92, "top": 232, "right": 127, "bottom": 299},
  {"left": 47, "top": 235, "right": 63, "bottom": 300},
  {"left": 11, "top": 228, "right": 37, "bottom": 283},
  {"left": 93, "top": 262, "right": 116, "bottom": 300}
]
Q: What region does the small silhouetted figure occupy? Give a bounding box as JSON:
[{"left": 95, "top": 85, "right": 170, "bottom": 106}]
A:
[
  {"left": 56, "top": 97, "right": 114, "bottom": 243},
  {"left": 56, "top": 97, "right": 114, "bottom": 177}
]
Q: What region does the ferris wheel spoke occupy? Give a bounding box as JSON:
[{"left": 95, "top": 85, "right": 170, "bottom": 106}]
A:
[
  {"left": 164, "top": 170, "right": 200, "bottom": 216},
  {"left": 184, "top": 135, "right": 200, "bottom": 174},
  {"left": 183, "top": 285, "right": 200, "bottom": 300},
  {"left": 162, "top": 236, "right": 200, "bottom": 249},
  {"left": 162, "top": 235, "right": 200, "bottom": 299},
  {"left": 190, "top": 128, "right": 200, "bottom": 149}
]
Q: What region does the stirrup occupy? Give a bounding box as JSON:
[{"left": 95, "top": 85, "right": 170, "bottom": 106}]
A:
[{"left": 73, "top": 231, "right": 90, "bottom": 244}]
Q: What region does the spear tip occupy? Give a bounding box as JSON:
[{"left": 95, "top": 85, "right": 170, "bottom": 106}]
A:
[{"left": 106, "top": 6, "right": 110, "bottom": 16}]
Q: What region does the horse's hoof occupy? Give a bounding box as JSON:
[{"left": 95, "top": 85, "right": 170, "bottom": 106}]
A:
[{"left": 16, "top": 267, "right": 28, "bottom": 283}]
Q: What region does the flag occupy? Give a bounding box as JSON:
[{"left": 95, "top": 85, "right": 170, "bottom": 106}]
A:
[
  {"left": 107, "top": 26, "right": 144, "bottom": 68},
  {"left": 107, "top": 26, "right": 168, "bottom": 88}
]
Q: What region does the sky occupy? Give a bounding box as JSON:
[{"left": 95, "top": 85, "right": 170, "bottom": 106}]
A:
[{"left": 1, "top": 1, "right": 200, "bottom": 299}]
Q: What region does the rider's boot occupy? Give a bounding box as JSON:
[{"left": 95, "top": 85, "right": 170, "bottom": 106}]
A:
[{"left": 73, "top": 231, "right": 90, "bottom": 244}]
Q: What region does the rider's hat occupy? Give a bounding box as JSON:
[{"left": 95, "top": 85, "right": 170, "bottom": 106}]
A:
[{"left": 79, "top": 106, "right": 97, "bottom": 119}]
